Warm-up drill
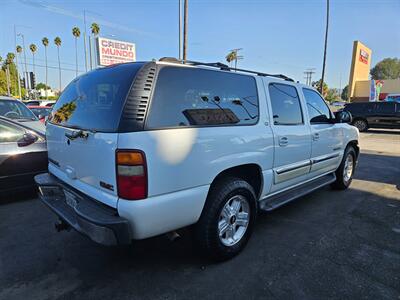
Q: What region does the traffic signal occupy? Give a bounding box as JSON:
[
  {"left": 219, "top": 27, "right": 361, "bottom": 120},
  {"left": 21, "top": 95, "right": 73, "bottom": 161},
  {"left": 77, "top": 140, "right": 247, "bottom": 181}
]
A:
[
  {"left": 20, "top": 77, "right": 26, "bottom": 89},
  {"left": 30, "top": 72, "right": 36, "bottom": 89}
]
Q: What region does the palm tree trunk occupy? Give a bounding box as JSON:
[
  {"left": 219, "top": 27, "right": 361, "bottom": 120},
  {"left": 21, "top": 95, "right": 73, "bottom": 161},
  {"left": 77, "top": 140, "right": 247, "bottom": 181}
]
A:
[
  {"left": 6, "top": 65, "right": 11, "bottom": 96},
  {"left": 45, "top": 47, "right": 48, "bottom": 100},
  {"left": 75, "top": 37, "right": 78, "bottom": 77},
  {"left": 89, "top": 36, "right": 93, "bottom": 70},
  {"left": 320, "top": 0, "right": 329, "bottom": 95},
  {"left": 32, "top": 53, "right": 35, "bottom": 78},
  {"left": 57, "top": 47, "right": 61, "bottom": 92}
]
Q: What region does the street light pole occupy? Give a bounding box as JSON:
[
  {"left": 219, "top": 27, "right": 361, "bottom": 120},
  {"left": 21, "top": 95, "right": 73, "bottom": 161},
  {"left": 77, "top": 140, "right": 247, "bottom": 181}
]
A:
[
  {"left": 320, "top": 0, "right": 329, "bottom": 95},
  {"left": 178, "top": 0, "right": 182, "bottom": 60},
  {"left": 17, "top": 33, "right": 28, "bottom": 93},
  {"left": 183, "top": 0, "right": 188, "bottom": 61}
]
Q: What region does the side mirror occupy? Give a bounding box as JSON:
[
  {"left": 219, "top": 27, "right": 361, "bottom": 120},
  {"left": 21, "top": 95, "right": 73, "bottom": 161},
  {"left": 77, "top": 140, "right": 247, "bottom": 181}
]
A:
[
  {"left": 17, "top": 133, "right": 38, "bottom": 147},
  {"left": 335, "top": 110, "right": 352, "bottom": 124}
]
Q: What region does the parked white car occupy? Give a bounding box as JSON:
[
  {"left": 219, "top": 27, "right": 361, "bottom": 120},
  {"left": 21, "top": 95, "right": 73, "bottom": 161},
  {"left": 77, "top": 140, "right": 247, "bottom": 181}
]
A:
[{"left": 35, "top": 59, "right": 359, "bottom": 260}]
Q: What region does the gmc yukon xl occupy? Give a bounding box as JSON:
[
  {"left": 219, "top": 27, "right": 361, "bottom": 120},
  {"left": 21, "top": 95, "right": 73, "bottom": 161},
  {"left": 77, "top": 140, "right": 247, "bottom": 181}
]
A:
[{"left": 35, "top": 59, "right": 359, "bottom": 261}]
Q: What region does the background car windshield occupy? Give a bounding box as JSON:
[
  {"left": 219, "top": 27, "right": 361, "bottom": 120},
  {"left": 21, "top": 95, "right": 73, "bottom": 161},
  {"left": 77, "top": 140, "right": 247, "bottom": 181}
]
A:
[
  {"left": 0, "top": 101, "right": 37, "bottom": 120},
  {"left": 48, "top": 63, "right": 143, "bottom": 132},
  {"left": 30, "top": 108, "right": 51, "bottom": 118}
]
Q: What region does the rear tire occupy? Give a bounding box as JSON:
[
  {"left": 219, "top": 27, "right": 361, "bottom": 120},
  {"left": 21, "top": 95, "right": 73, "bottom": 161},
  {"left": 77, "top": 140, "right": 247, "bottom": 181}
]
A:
[
  {"left": 332, "top": 146, "right": 356, "bottom": 190},
  {"left": 353, "top": 119, "right": 368, "bottom": 132},
  {"left": 194, "top": 177, "right": 257, "bottom": 261}
]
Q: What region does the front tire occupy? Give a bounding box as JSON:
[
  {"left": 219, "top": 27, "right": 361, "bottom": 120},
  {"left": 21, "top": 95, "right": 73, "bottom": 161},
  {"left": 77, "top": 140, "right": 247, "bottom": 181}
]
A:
[
  {"left": 332, "top": 146, "right": 356, "bottom": 190},
  {"left": 194, "top": 177, "right": 257, "bottom": 261},
  {"left": 353, "top": 119, "right": 368, "bottom": 132}
]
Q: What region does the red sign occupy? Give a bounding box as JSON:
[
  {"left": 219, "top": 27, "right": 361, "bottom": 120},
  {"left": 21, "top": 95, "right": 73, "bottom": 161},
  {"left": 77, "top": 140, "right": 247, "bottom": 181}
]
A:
[{"left": 359, "top": 49, "right": 369, "bottom": 64}]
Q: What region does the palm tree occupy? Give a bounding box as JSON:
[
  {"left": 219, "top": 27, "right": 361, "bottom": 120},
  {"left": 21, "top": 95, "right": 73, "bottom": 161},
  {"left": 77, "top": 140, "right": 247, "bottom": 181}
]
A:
[
  {"left": 89, "top": 23, "right": 100, "bottom": 69},
  {"left": 5, "top": 53, "right": 15, "bottom": 96},
  {"left": 226, "top": 51, "right": 237, "bottom": 68},
  {"left": 72, "top": 27, "right": 81, "bottom": 77},
  {"left": 42, "top": 37, "right": 49, "bottom": 99},
  {"left": 54, "top": 36, "right": 62, "bottom": 91},
  {"left": 29, "top": 44, "right": 37, "bottom": 80}
]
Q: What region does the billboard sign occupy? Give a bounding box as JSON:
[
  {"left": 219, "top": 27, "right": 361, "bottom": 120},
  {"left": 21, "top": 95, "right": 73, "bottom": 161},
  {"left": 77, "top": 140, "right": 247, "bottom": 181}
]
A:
[{"left": 97, "top": 37, "right": 136, "bottom": 66}]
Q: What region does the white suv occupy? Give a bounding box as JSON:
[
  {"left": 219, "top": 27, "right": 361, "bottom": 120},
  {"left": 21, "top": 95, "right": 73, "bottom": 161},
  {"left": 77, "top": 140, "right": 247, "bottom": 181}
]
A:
[{"left": 35, "top": 59, "right": 359, "bottom": 260}]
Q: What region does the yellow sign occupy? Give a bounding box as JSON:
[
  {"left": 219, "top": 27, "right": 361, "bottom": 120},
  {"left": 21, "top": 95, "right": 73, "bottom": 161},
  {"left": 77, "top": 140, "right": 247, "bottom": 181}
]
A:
[{"left": 348, "top": 41, "right": 372, "bottom": 100}]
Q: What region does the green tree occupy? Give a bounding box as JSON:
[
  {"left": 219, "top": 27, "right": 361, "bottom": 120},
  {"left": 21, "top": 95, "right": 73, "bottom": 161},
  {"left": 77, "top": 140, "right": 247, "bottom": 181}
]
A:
[
  {"left": 312, "top": 79, "right": 329, "bottom": 98},
  {"left": 2, "top": 53, "right": 18, "bottom": 96},
  {"left": 72, "top": 27, "right": 81, "bottom": 77},
  {"left": 0, "top": 56, "right": 7, "bottom": 95},
  {"left": 54, "top": 36, "right": 62, "bottom": 91},
  {"left": 29, "top": 43, "right": 37, "bottom": 77},
  {"left": 370, "top": 58, "right": 400, "bottom": 80},
  {"left": 42, "top": 37, "right": 49, "bottom": 99},
  {"left": 36, "top": 82, "right": 50, "bottom": 90},
  {"left": 325, "top": 88, "right": 340, "bottom": 103},
  {"left": 341, "top": 85, "right": 348, "bottom": 100}
]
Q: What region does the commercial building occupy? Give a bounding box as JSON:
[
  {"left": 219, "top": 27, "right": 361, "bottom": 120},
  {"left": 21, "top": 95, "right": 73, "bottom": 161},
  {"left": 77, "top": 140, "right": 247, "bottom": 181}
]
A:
[{"left": 348, "top": 41, "right": 400, "bottom": 102}]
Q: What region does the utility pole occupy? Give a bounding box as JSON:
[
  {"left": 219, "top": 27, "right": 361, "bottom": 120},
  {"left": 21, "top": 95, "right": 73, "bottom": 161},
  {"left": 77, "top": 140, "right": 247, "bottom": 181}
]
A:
[
  {"left": 320, "top": 0, "right": 329, "bottom": 94},
  {"left": 14, "top": 25, "right": 22, "bottom": 100},
  {"left": 304, "top": 68, "right": 315, "bottom": 85},
  {"left": 230, "top": 48, "right": 243, "bottom": 70},
  {"left": 178, "top": 0, "right": 182, "bottom": 60},
  {"left": 183, "top": 0, "right": 188, "bottom": 61}
]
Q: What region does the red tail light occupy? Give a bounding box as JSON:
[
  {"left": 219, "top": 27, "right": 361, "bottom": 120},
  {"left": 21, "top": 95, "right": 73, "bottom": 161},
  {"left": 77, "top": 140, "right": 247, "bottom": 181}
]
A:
[{"left": 116, "top": 150, "right": 147, "bottom": 200}]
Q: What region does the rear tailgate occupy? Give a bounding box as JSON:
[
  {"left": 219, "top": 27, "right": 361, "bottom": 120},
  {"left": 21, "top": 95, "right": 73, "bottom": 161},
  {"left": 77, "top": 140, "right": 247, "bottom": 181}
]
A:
[{"left": 47, "top": 123, "right": 119, "bottom": 208}]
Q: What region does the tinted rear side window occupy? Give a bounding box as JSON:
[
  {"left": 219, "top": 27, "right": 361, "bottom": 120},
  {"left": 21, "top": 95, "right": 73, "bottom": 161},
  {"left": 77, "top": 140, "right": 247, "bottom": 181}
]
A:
[
  {"left": 146, "top": 67, "right": 259, "bottom": 128},
  {"left": 376, "top": 102, "right": 395, "bottom": 113},
  {"left": 268, "top": 83, "right": 303, "bottom": 125},
  {"left": 49, "top": 63, "right": 144, "bottom": 132}
]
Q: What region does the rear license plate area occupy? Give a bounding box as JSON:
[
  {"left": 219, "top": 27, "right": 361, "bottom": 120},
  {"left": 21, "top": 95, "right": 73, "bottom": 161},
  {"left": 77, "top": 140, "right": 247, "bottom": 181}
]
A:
[{"left": 64, "top": 190, "right": 78, "bottom": 209}]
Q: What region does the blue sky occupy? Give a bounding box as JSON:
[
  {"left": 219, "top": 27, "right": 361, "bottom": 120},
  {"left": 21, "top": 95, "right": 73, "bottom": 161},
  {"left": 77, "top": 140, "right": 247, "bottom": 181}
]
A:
[{"left": 1, "top": 0, "right": 399, "bottom": 90}]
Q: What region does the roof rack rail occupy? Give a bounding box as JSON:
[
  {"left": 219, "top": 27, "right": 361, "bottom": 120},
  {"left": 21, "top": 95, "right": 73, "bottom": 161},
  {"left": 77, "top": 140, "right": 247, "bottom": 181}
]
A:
[{"left": 158, "top": 57, "right": 294, "bottom": 82}]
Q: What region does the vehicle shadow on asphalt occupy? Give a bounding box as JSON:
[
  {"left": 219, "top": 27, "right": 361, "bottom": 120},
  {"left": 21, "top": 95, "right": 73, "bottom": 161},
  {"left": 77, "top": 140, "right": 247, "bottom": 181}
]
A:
[
  {"left": 354, "top": 152, "right": 400, "bottom": 187},
  {"left": 365, "top": 129, "right": 400, "bottom": 135}
]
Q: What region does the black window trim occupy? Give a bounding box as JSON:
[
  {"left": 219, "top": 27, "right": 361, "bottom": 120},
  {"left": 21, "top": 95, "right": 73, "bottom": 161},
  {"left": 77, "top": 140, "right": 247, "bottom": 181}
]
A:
[
  {"left": 302, "top": 87, "right": 334, "bottom": 124},
  {"left": 268, "top": 82, "right": 304, "bottom": 126},
  {"left": 143, "top": 65, "right": 260, "bottom": 131}
]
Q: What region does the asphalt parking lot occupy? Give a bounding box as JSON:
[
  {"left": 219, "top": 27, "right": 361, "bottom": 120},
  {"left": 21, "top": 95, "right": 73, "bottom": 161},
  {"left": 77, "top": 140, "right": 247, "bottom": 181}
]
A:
[{"left": 1, "top": 130, "right": 399, "bottom": 300}]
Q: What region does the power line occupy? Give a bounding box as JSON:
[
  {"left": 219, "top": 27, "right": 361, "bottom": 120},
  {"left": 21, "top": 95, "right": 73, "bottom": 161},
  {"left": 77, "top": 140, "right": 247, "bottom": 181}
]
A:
[{"left": 304, "top": 68, "right": 316, "bottom": 85}]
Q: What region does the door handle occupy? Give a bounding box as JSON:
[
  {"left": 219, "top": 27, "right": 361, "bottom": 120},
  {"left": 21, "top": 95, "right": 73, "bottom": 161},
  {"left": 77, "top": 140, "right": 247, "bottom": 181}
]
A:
[
  {"left": 312, "top": 133, "right": 320, "bottom": 141},
  {"left": 278, "top": 136, "right": 288, "bottom": 147}
]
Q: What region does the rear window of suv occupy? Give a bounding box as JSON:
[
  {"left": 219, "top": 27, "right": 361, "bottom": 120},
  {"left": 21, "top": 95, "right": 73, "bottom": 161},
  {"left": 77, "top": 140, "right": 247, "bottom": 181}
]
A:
[
  {"left": 49, "top": 63, "right": 144, "bottom": 132},
  {"left": 146, "top": 66, "right": 259, "bottom": 129}
]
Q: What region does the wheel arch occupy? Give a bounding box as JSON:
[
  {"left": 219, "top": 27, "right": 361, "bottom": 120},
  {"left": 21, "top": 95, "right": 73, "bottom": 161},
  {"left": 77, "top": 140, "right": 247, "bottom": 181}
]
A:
[
  {"left": 208, "top": 163, "right": 263, "bottom": 201},
  {"left": 347, "top": 140, "right": 360, "bottom": 159}
]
